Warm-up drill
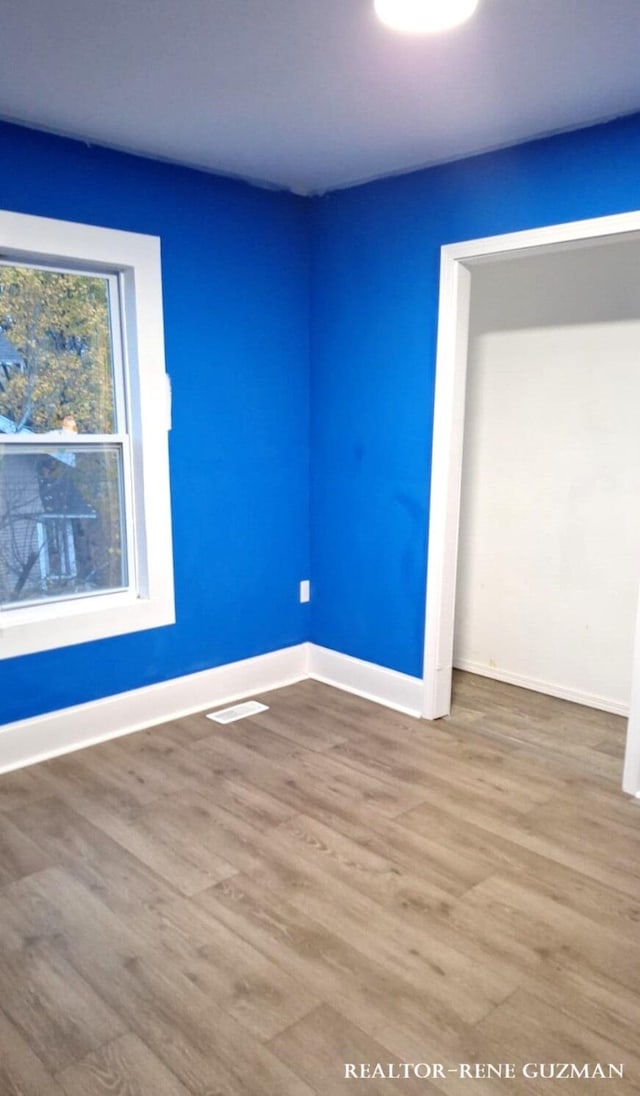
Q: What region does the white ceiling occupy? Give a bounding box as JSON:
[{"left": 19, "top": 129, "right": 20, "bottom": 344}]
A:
[{"left": 2, "top": 0, "right": 640, "bottom": 194}]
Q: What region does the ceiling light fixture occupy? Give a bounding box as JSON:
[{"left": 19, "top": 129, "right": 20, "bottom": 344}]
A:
[{"left": 374, "top": 0, "right": 479, "bottom": 34}]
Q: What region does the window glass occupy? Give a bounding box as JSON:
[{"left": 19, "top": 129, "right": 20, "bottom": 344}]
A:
[
  {"left": 0, "top": 443, "right": 127, "bottom": 608},
  {"left": 0, "top": 264, "right": 116, "bottom": 435}
]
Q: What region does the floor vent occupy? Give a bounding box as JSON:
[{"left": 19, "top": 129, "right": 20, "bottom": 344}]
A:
[{"left": 206, "top": 700, "right": 269, "bottom": 724}]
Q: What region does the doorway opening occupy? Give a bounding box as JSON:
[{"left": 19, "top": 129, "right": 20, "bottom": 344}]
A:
[{"left": 422, "top": 211, "right": 640, "bottom": 796}]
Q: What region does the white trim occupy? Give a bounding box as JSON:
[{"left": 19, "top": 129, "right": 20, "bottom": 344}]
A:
[
  {"left": 441, "top": 210, "right": 640, "bottom": 263},
  {"left": 453, "top": 659, "right": 629, "bottom": 718},
  {"left": 421, "top": 208, "right": 640, "bottom": 796},
  {"left": 423, "top": 253, "right": 471, "bottom": 719},
  {"left": 0, "top": 209, "right": 174, "bottom": 659},
  {"left": 308, "top": 643, "right": 422, "bottom": 717},
  {"left": 0, "top": 642, "right": 426, "bottom": 775},
  {"left": 0, "top": 644, "right": 308, "bottom": 775}
]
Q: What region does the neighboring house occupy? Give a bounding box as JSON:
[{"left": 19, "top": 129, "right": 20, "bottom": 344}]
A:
[{"left": 0, "top": 334, "right": 96, "bottom": 602}]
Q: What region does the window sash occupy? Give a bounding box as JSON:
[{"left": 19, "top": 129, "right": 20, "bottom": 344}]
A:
[
  {"left": 0, "top": 436, "right": 136, "bottom": 610},
  {"left": 0, "top": 261, "right": 126, "bottom": 437}
]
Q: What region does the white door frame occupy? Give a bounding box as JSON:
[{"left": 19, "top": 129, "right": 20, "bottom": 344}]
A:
[{"left": 421, "top": 209, "right": 640, "bottom": 797}]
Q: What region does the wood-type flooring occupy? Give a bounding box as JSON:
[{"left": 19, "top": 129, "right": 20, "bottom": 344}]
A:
[{"left": 0, "top": 671, "right": 638, "bottom": 1095}]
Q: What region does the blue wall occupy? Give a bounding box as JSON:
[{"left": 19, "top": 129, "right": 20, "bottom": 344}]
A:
[
  {"left": 4, "top": 110, "right": 640, "bottom": 721},
  {"left": 309, "top": 113, "right": 640, "bottom": 678},
  {"left": 1, "top": 122, "right": 310, "bottom": 723}
]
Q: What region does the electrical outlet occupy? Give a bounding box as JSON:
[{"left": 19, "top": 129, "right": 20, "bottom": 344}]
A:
[{"left": 299, "top": 579, "right": 310, "bottom": 603}]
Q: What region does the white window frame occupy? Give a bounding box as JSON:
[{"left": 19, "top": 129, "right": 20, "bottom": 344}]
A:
[{"left": 0, "top": 209, "right": 174, "bottom": 658}]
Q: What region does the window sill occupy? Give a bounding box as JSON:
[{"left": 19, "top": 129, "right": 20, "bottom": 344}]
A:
[{"left": 0, "top": 587, "right": 175, "bottom": 659}]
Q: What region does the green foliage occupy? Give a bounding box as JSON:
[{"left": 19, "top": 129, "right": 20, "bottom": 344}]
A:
[
  {"left": 0, "top": 264, "right": 114, "bottom": 433},
  {"left": 0, "top": 265, "right": 123, "bottom": 602}
]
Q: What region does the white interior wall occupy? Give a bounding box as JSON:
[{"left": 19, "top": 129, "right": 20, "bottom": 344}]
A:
[{"left": 454, "top": 240, "right": 640, "bottom": 714}]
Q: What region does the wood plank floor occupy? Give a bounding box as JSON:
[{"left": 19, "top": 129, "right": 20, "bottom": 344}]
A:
[{"left": 0, "top": 672, "right": 638, "bottom": 1095}]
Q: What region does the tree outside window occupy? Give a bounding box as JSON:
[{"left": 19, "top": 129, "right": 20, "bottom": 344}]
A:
[{"left": 0, "top": 264, "right": 127, "bottom": 607}]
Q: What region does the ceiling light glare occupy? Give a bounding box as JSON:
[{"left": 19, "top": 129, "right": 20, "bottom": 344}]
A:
[{"left": 374, "top": 0, "right": 479, "bottom": 34}]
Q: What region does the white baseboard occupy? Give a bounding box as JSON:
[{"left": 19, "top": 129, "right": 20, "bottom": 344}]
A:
[
  {"left": 307, "top": 643, "right": 423, "bottom": 717},
  {"left": 0, "top": 644, "right": 309, "bottom": 775},
  {"left": 0, "top": 642, "right": 425, "bottom": 775},
  {"left": 453, "top": 658, "right": 629, "bottom": 717},
  {"left": 2, "top": 641, "right": 631, "bottom": 778}
]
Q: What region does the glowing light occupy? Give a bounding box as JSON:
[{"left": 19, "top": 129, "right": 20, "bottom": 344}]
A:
[{"left": 374, "top": 0, "right": 479, "bottom": 34}]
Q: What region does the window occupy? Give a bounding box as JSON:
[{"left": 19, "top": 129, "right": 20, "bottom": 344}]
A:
[{"left": 0, "top": 210, "right": 174, "bottom": 659}]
